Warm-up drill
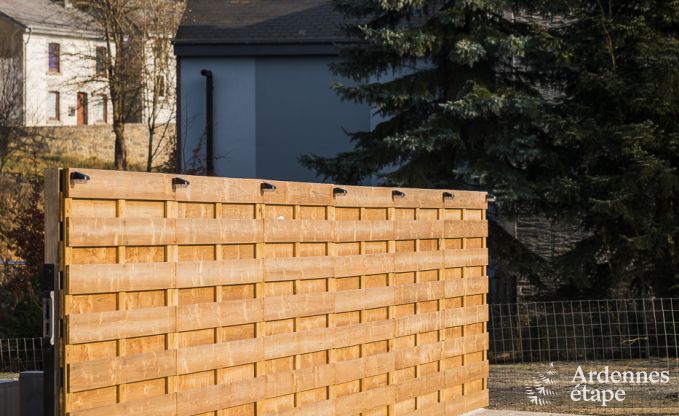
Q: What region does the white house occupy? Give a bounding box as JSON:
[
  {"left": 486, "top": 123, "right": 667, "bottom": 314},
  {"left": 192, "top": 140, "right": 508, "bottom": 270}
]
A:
[
  {"left": 0, "top": 0, "right": 113, "bottom": 127},
  {"left": 0, "top": 0, "right": 176, "bottom": 128},
  {"left": 173, "top": 0, "right": 378, "bottom": 181}
]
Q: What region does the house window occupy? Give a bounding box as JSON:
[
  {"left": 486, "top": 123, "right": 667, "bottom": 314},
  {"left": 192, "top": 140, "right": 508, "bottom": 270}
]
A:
[
  {"left": 156, "top": 75, "right": 166, "bottom": 97},
  {"left": 48, "top": 43, "right": 60, "bottom": 73},
  {"left": 96, "top": 47, "right": 107, "bottom": 76},
  {"left": 95, "top": 95, "right": 108, "bottom": 122},
  {"left": 48, "top": 91, "right": 60, "bottom": 120}
]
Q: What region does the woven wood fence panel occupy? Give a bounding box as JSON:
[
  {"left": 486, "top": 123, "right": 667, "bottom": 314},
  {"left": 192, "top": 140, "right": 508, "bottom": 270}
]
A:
[{"left": 47, "top": 168, "right": 490, "bottom": 416}]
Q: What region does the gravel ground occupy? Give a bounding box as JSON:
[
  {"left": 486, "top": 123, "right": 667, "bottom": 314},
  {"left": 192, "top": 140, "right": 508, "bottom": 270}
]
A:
[{"left": 488, "top": 359, "right": 679, "bottom": 415}]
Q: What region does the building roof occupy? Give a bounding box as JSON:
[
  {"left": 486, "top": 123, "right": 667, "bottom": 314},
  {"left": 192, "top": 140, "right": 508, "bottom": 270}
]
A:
[
  {"left": 174, "top": 0, "right": 350, "bottom": 56},
  {"left": 0, "top": 0, "right": 100, "bottom": 37}
]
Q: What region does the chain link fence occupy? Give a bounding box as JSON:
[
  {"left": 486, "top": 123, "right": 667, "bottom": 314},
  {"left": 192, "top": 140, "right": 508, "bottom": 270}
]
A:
[
  {"left": 0, "top": 338, "right": 43, "bottom": 375},
  {"left": 488, "top": 298, "right": 679, "bottom": 415}
]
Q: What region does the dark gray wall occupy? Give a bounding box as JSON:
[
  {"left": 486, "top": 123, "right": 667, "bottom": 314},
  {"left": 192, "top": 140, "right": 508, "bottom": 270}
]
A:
[
  {"left": 254, "top": 56, "right": 369, "bottom": 181},
  {"left": 0, "top": 380, "right": 19, "bottom": 416},
  {"left": 0, "top": 372, "right": 43, "bottom": 416},
  {"left": 179, "top": 55, "right": 371, "bottom": 181}
]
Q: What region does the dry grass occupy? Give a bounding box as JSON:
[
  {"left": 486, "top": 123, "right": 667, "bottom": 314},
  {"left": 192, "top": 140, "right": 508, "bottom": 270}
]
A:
[
  {"left": 0, "top": 372, "right": 18, "bottom": 380},
  {"left": 489, "top": 360, "right": 679, "bottom": 415}
]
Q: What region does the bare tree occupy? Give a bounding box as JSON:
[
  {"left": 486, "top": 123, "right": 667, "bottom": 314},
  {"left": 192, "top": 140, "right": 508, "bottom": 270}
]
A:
[
  {"left": 139, "top": 0, "right": 184, "bottom": 172},
  {"left": 70, "top": 0, "right": 183, "bottom": 171},
  {"left": 0, "top": 57, "right": 23, "bottom": 173},
  {"left": 0, "top": 34, "right": 42, "bottom": 174},
  {"left": 76, "top": 0, "right": 144, "bottom": 170}
]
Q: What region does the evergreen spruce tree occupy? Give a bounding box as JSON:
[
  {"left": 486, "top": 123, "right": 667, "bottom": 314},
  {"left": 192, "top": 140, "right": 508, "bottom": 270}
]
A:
[
  {"left": 540, "top": 0, "right": 679, "bottom": 296},
  {"left": 301, "top": 0, "right": 554, "bottom": 208}
]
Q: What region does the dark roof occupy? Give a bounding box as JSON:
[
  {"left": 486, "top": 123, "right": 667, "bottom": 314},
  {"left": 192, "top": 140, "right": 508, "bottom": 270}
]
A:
[
  {"left": 175, "top": 0, "right": 347, "bottom": 46},
  {"left": 0, "top": 0, "right": 100, "bottom": 37}
]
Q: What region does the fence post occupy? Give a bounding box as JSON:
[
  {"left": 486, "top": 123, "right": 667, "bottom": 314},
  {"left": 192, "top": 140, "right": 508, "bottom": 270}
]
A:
[{"left": 43, "top": 168, "right": 61, "bottom": 416}]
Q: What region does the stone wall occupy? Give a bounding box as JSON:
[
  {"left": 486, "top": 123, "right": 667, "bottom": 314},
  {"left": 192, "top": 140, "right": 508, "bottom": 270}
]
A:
[{"left": 31, "top": 124, "right": 174, "bottom": 168}]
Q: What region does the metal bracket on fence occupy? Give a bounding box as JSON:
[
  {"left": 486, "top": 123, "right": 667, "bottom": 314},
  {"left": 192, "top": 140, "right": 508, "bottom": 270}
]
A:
[
  {"left": 69, "top": 171, "right": 90, "bottom": 184},
  {"left": 392, "top": 190, "right": 406, "bottom": 199},
  {"left": 260, "top": 182, "right": 277, "bottom": 192},
  {"left": 443, "top": 191, "right": 455, "bottom": 200},
  {"left": 172, "top": 177, "right": 191, "bottom": 190},
  {"left": 333, "top": 187, "right": 348, "bottom": 197}
]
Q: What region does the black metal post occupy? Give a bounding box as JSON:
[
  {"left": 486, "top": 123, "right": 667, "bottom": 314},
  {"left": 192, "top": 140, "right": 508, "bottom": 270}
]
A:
[
  {"left": 42, "top": 263, "right": 58, "bottom": 416},
  {"left": 200, "top": 69, "right": 214, "bottom": 176}
]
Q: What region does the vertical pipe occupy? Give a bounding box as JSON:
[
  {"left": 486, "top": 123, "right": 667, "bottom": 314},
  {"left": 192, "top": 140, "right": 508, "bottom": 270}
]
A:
[
  {"left": 175, "top": 58, "right": 182, "bottom": 173},
  {"left": 200, "top": 69, "right": 214, "bottom": 176}
]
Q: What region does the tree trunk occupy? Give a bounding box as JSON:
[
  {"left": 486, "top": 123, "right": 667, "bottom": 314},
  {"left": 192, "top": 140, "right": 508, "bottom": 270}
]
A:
[
  {"left": 113, "top": 122, "right": 127, "bottom": 170},
  {"left": 147, "top": 126, "right": 154, "bottom": 172}
]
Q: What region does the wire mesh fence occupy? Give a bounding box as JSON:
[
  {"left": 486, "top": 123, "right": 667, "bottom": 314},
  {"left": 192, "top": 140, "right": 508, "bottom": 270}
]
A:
[
  {"left": 0, "top": 338, "right": 43, "bottom": 374},
  {"left": 488, "top": 298, "right": 679, "bottom": 415}
]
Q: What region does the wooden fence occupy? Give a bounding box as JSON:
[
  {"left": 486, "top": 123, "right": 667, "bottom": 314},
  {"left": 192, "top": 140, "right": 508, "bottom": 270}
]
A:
[{"left": 45, "top": 168, "right": 490, "bottom": 416}]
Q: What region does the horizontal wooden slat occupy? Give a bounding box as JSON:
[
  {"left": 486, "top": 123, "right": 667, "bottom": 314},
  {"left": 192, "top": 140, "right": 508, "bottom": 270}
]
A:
[
  {"left": 176, "top": 298, "right": 263, "bottom": 331},
  {"left": 66, "top": 263, "right": 176, "bottom": 294},
  {"left": 68, "top": 393, "right": 177, "bottom": 416},
  {"left": 68, "top": 350, "right": 176, "bottom": 392},
  {"left": 258, "top": 180, "right": 334, "bottom": 206},
  {"left": 332, "top": 186, "right": 396, "bottom": 208},
  {"left": 65, "top": 169, "right": 336, "bottom": 205},
  {"left": 444, "top": 220, "right": 488, "bottom": 238},
  {"left": 264, "top": 256, "right": 334, "bottom": 282},
  {"left": 393, "top": 250, "right": 443, "bottom": 272},
  {"left": 65, "top": 169, "right": 177, "bottom": 201},
  {"left": 67, "top": 219, "right": 487, "bottom": 247},
  {"left": 67, "top": 306, "right": 175, "bottom": 344},
  {"left": 175, "top": 219, "right": 263, "bottom": 244},
  {"left": 176, "top": 258, "right": 262, "bottom": 288},
  {"left": 66, "top": 218, "right": 176, "bottom": 247},
  {"left": 65, "top": 169, "right": 486, "bottom": 207},
  {"left": 265, "top": 220, "right": 335, "bottom": 242},
  {"left": 65, "top": 249, "right": 487, "bottom": 294},
  {"left": 443, "top": 247, "right": 489, "bottom": 268},
  {"left": 335, "top": 220, "right": 394, "bottom": 242},
  {"left": 394, "top": 220, "right": 443, "bottom": 240},
  {"left": 333, "top": 252, "right": 394, "bottom": 277}
]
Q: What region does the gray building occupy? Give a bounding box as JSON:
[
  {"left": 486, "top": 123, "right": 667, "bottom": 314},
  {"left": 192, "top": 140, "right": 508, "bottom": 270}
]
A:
[{"left": 174, "top": 0, "right": 373, "bottom": 181}]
